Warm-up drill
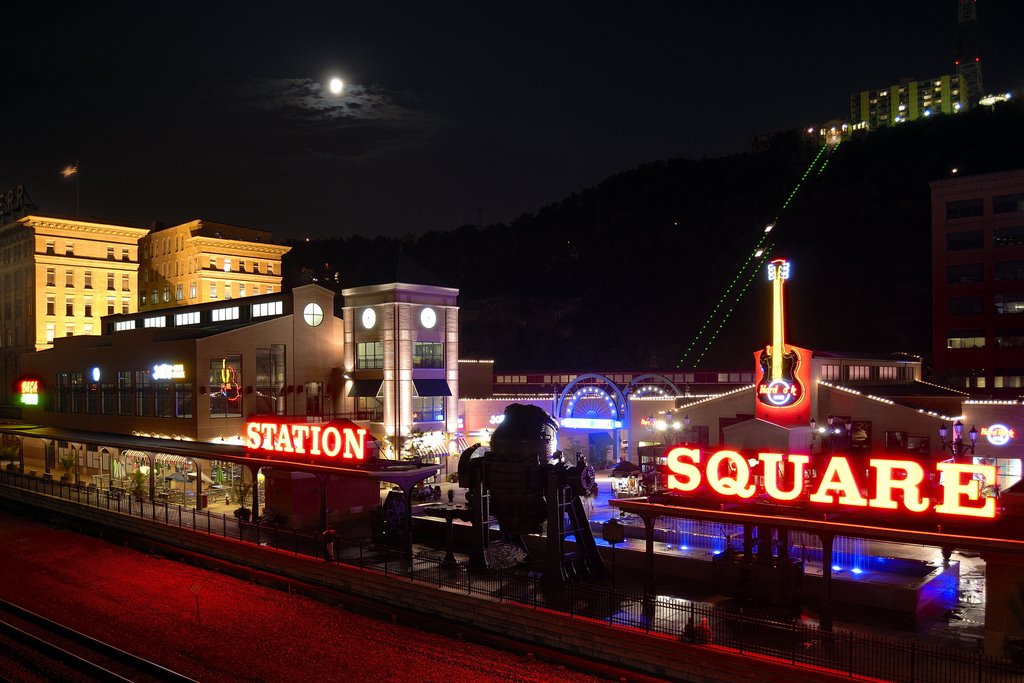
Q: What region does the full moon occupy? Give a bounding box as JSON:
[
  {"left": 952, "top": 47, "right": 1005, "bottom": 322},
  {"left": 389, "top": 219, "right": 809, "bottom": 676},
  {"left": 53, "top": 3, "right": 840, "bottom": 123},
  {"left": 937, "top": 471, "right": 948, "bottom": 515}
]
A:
[{"left": 329, "top": 78, "right": 344, "bottom": 95}]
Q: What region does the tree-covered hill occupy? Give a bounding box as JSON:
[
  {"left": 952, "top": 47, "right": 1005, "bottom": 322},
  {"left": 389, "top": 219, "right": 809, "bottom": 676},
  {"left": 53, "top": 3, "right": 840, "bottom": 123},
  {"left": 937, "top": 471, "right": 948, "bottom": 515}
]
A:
[{"left": 282, "top": 102, "right": 1024, "bottom": 374}]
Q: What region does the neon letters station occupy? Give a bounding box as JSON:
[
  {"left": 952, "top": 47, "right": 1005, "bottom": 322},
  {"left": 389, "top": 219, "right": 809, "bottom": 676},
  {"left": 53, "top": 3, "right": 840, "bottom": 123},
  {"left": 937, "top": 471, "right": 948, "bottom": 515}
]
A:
[
  {"left": 244, "top": 419, "right": 368, "bottom": 461},
  {"left": 664, "top": 447, "right": 997, "bottom": 519}
]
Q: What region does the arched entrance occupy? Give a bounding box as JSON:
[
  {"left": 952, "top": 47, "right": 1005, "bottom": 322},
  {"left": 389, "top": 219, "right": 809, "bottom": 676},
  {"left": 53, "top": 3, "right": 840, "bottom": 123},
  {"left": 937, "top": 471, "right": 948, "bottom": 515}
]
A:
[{"left": 555, "top": 374, "right": 627, "bottom": 467}]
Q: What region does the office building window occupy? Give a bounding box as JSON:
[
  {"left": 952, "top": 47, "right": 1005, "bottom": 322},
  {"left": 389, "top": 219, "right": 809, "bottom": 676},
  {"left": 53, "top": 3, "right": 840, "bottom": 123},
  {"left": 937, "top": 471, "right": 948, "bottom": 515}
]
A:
[
  {"left": 107, "top": 296, "right": 115, "bottom": 315},
  {"left": 46, "top": 295, "right": 55, "bottom": 316},
  {"left": 211, "top": 306, "right": 239, "bottom": 322},
  {"left": 947, "top": 263, "right": 985, "bottom": 284},
  {"left": 948, "top": 296, "right": 984, "bottom": 315},
  {"left": 122, "top": 274, "right": 130, "bottom": 291},
  {"left": 223, "top": 258, "right": 232, "bottom": 273},
  {"left": 412, "top": 342, "right": 444, "bottom": 368},
  {"left": 143, "top": 316, "right": 166, "bottom": 328},
  {"left": 121, "top": 247, "right": 130, "bottom": 261},
  {"left": 107, "top": 273, "right": 115, "bottom": 290},
  {"left": 84, "top": 296, "right": 92, "bottom": 317},
  {"left": 84, "top": 271, "right": 92, "bottom": 288},
  {"left": 995, "top": 260, "right": 1024, "bottom": 281},
  {"left": 175, "top": 284, "right": 184, "bottom": 301},
  {"left": 45, "top": 240, "right": 55, "bottom": 255},
  {"left": 995, "top": 330, "right": 1024, "bottom": 348},
  {"left": 65, "top": 269, "right": 74, "bottom": 287},
  {"left": 356, "top": 341, "right": 384, "bottom": 369},
  {"left": 210, "top": 283, "right": 218, "bottom": 299},
  {"left": 175, "top": 311, "right": 201, "bottom": 325},
  {"left": 946, "top": 230, "right": 983, "bottom": 251},
  {"left": 848, "top": 365, "right": 871, "bottom": 380},
  {"left": 46, "top": 268, "right": 55, "bottom": 286},
  {"left": 106, "top": 246, "right": 115, "bottom": 260},
  {"left": 947, "top": 331, "right": 985, "bottom": 349},
  {"left": 946, "top": 198, "right": 983, "bottom": 220},
  {"left": 252, "top": 301, "right": 283, "bottom": 318},
  {"left": 994, "top": 226, "right": 1024, "bottom": 248},
  {"left": 995, "top": 294, "right": 1024, "bottom": 315},
  {"left": 993, "top": 193, "right": 1024, "bottom": 214},
  {"left": 121, "top": 297, "right": 130, "bottom": 314}
]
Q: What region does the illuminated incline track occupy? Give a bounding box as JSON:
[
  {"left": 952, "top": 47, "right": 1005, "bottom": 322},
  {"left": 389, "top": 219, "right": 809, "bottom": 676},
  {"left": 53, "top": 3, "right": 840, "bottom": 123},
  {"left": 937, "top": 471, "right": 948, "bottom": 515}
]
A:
[{"left": 677, "top": 141, "right": 841, "bottom": 369}]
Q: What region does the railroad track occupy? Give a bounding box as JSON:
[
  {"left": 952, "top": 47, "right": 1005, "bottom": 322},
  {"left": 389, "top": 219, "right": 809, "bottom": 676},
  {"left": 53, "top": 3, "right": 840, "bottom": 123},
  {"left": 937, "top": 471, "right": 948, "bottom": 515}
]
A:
[{"left": 0, "top": 598, "right": 197, "bottom": 683}]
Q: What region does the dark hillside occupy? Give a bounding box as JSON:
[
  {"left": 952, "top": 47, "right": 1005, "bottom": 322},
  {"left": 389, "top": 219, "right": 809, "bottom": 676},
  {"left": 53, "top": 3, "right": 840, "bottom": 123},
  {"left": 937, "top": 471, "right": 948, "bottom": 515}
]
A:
[{"left": 283, "top": 102, "right": 1024, "bottom": 373}]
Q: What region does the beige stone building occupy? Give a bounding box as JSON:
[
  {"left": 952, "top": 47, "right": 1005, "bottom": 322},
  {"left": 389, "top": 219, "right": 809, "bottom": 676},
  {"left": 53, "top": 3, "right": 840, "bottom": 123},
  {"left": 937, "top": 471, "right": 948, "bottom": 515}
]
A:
[
  {"left": 139, "top": 219, "right": 291, "bottom": 311},
  {"left": 0, "top": 214, "right": 149, "bottom": 403}
]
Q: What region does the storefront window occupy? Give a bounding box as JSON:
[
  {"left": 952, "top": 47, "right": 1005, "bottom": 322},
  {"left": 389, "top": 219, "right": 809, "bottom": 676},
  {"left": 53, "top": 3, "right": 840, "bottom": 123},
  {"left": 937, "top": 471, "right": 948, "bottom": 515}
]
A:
[
  {"left": 135, "top": 370, "right": 153, "bottom": 417},
  {"left": 412, "top": 396, "right": 444, "bottom": 422},
  {"left": 210, "top": 355, "right": 242, "bottom": 418},
  {"left": 175, "top": 383, "right": 193, "bottom": 418},
  {"left": 255, "top": 345, "right": 286, "bottom": 415},
  {"left": 117, "top": 371, "right": 132, "bottom": 416}
]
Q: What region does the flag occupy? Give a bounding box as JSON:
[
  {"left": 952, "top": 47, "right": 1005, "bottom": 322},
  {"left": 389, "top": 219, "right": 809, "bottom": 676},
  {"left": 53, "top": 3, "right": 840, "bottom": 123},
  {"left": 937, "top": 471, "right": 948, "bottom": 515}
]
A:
[{"left": 61, "top": 163, "right": 78, "bottom": 178}]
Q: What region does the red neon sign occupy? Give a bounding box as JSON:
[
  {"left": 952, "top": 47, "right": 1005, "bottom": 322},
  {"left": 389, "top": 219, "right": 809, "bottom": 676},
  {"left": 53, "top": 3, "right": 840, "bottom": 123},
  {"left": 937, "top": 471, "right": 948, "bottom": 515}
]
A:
[
  {"left": 244, "top": 419, "right": 367, "bottom": 461},
  {"left": 665, "top": 447, "right": 997, "bottom": 519}
]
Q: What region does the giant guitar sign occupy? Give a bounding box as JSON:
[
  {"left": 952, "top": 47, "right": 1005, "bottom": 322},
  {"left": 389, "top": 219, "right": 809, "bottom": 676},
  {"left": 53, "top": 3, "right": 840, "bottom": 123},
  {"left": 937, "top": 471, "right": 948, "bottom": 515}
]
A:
[{"left": 754, "top": 259, "right": 812, "bottom": 426}]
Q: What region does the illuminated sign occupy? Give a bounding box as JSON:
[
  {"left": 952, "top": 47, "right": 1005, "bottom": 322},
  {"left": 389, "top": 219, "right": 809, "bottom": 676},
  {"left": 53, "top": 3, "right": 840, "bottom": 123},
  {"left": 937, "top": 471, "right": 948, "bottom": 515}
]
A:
[
  {"left": 152, "top": 363, "right": 186, "bottom": 380},
  {"left": 18, "top": 379, "right": 39, "bottom": 406},
  {"left": 753, "top": 259, "right": 811, "bottom": 426},
  {"left": 981, "top": 424, "right": 1015, "bottom": 446},
  {"left": 91, "top": 367, "right": 101, "bottom": 382},
  {"left": 665, "top": 447, "right": 997, "bottom": 519},
  {"left": 560, "top": 417, "right": 624, "bottom": 430},
  {"left": 488, "top": 414, "right": 506, "bottom": 425},
  {"left": 244, "top": 419, "right": 367, "bottom": 461}
]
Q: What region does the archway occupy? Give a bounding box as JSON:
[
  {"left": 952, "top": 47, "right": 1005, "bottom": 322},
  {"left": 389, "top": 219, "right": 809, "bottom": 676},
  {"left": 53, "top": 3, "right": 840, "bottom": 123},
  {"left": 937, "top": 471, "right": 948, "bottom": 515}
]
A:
[{"left": 555, "top": 374, "right": 627, "bottom": 467}]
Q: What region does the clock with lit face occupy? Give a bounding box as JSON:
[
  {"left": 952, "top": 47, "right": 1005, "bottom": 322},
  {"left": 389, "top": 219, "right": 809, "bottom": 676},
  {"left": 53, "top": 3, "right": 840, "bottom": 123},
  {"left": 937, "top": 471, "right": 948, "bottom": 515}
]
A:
[
  {"left": 361, "top": 307, "right": 376, "bottom": 329},
  {"left": 420, "top": 307, "right": 437, "bottom": 329}
]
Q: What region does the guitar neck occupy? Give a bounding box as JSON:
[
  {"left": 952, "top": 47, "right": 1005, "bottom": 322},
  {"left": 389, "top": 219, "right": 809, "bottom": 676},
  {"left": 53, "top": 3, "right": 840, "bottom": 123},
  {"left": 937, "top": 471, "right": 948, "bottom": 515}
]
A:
[{"left": 771, "top": 273, "right": 785, "bottom": 381}]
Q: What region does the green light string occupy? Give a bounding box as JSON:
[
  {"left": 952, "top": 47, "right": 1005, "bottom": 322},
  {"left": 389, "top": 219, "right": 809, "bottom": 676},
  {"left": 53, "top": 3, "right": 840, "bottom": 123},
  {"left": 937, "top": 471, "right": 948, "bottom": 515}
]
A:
[{"left": 675, "top": 143, "right": 831, "bottom": 369}]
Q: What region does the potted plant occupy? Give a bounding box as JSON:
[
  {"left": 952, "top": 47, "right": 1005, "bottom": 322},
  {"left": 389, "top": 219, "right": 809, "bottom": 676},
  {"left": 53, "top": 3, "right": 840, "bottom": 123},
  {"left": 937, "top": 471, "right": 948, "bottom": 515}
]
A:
[
  {"left": 127, "top": 469, "right": 146, "bottom": 498},
  {"left": 0, "top": 443, "right": 18, "bottom": 472},
  {"left": 58, "top": 450, "right": 77, "bottom": 484}
]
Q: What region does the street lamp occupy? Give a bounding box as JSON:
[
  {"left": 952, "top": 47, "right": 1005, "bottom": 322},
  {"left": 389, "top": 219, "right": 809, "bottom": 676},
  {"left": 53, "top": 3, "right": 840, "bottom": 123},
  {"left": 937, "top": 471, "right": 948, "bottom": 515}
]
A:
[
  {"left": 939, "top": 420, "right": 978, "bottom": 463},
  {"left": 810, "top": 414, "right": 851, "bottom": 454}
]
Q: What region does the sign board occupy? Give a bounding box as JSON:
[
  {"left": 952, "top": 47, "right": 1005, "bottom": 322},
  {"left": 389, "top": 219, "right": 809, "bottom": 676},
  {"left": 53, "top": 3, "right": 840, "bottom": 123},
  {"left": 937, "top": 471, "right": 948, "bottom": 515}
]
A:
[
  {"left": 244, "top": 418, "right": 368, "bottom": 462},
  {"left": 665, "top": 446, "right": 997, "bottom": 519}
]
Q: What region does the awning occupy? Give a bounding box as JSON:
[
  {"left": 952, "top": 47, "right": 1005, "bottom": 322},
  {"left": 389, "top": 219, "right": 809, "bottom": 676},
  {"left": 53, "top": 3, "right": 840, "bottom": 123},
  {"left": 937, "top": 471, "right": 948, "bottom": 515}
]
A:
[
  {"left": 348, "top": 379, "right": 383, "bottom": 397},
  {"left": 413, "top": 379, "right": 452, "bottom": 397}
]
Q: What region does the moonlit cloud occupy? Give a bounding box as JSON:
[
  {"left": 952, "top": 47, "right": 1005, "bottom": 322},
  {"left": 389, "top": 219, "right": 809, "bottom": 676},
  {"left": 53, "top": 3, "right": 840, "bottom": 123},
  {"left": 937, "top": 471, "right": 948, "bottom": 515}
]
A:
[{"left": 237, "top": 77, "right": 422, "bottom": 126}]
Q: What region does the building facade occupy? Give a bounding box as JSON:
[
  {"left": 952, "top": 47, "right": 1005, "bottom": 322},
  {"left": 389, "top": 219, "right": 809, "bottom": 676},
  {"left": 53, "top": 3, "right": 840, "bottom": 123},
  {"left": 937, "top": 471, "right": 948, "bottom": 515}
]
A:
[
  {"left": 138, "top": 219, "right": 290, "bottom": 311},
  {"left": 850, "top": 74, "right": 964, "bottom": 132},
  {"left": 931, "top": 169, "right": 1024, "bottom": 397},
  {"left": 0, "top": 214, "right": 149, "bottom": 404},
  {"left": 341, "top": 282, "right": 460, "bottom": 458}
]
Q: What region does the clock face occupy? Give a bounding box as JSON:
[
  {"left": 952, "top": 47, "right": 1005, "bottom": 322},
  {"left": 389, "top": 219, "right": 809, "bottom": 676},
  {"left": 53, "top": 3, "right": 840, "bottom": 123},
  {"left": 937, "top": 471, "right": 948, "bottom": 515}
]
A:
[
  {"left": 420, "top": 307, "right": 437, "bottom": 329},
  {"left": 361, "top": 307, "right": 376, "bottom": 329},
  {"left": 303, "top": 302, "right": 324, "bottom": 327}
]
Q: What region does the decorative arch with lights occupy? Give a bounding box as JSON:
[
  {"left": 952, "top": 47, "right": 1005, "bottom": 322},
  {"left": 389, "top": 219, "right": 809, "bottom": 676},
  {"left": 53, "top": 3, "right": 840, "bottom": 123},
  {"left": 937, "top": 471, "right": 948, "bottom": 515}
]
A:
[
  {"left": 624, "top": 373, "right": 683, "bottom": 400},
  {"left": 555, "top": 374, "right": 627, "bottom": 430}
]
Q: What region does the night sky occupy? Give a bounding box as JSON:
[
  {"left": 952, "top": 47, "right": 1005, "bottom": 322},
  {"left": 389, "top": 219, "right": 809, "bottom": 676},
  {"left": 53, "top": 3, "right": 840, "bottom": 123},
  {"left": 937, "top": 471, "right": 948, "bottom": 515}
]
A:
[{"left": 4, "top": 2, "right": 1024, "bottom": 240}]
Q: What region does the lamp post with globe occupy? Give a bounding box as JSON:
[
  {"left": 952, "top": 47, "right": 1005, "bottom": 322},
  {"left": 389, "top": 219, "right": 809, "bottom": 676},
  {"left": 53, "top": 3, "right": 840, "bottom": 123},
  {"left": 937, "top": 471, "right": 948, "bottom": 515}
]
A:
[{"left": 939, "top": 420, "right": 978, "bottom": 463}]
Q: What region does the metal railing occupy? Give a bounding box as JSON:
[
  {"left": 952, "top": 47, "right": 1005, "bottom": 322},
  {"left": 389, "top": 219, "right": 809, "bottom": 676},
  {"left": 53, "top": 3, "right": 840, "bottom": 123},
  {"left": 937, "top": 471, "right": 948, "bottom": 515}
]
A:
[{"left": 2, "top": 468, "right": 1021, "bottom": 682}]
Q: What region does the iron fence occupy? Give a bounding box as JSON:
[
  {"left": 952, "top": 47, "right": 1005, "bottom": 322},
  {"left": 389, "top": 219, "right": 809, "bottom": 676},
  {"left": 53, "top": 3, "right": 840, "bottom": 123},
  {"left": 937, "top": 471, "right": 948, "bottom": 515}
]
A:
[{"left": 2, "top": 468, "right": 1022, "bottom": 682}]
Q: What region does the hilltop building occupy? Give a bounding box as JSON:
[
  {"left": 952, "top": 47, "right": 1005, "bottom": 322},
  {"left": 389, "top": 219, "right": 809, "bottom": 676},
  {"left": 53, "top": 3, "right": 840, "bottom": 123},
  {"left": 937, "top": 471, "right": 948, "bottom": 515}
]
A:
[{"left": 849, "top": 74, "right": 965, "bottom": 133}]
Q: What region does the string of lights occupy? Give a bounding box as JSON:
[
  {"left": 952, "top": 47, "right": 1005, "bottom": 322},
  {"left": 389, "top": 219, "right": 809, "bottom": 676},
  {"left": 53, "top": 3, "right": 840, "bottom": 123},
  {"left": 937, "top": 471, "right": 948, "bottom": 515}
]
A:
[{"left": 676, "top": 142, "right": 835, "bottom": 369}]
